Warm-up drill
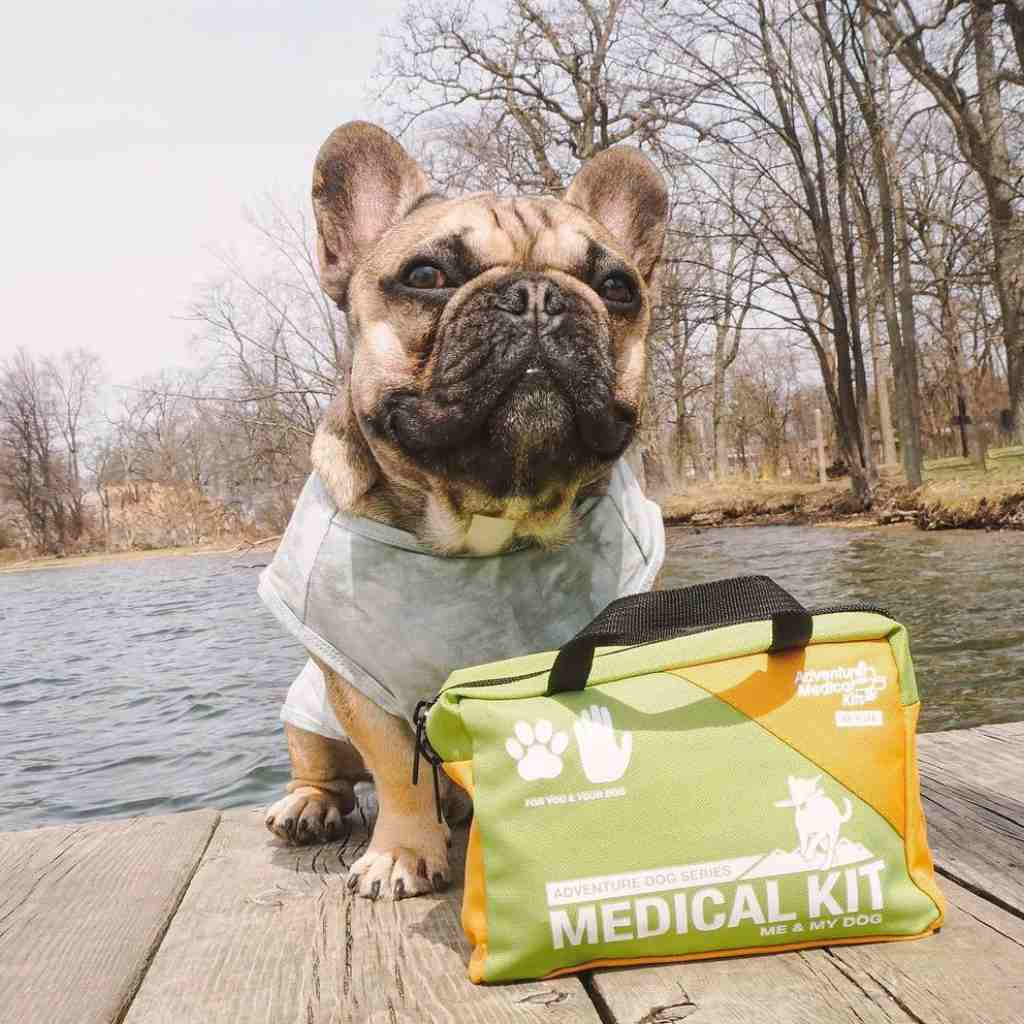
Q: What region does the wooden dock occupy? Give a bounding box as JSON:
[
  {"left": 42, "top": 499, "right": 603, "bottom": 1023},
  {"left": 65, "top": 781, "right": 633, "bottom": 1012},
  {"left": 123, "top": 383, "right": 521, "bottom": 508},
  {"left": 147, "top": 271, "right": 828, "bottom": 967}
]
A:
[{"left": 2, "top": 721, "right": 1022, "bottom": 1024}]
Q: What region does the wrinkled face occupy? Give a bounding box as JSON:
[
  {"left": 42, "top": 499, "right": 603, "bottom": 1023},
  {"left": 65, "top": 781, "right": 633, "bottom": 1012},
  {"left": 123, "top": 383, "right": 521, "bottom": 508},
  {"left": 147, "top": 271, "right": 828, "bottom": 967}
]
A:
[
  {"left": 348, "top": 194, "right": 651, "bottom": 502},
  {"left": 309, "top": 122, "right": 667, "bottom": 546}
]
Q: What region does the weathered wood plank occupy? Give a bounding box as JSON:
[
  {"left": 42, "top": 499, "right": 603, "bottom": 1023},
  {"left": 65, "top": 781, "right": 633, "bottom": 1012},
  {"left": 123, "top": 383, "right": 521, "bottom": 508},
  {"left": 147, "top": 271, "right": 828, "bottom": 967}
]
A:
[
  {"left": 586, "top": 947, "right": 917, "bottom": 1023},
  {"left": 826, "top": 878, "right": 1024, "bottom": 1024},
  {"left": 918, "top": 722, "right": 1024, "bottom": 795},
  {"left": 123, "top": 803, "right": 601, "bottom": 1024},
  {"left": 587, "top": 874, "right": 1024, "bottom": 1024},
  {"left": 919, "top": 775, "right": 1024, "bottom": 916},
  {"left": 0, "top": 810, "right": 219, "bottom": 1024}
]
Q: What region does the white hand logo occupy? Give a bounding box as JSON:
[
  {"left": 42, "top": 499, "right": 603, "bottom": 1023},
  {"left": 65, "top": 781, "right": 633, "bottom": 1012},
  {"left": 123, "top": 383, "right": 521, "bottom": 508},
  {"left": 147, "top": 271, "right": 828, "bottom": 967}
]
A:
[{"left": 573, "top": 705, "right": 632, "bottom": 784}]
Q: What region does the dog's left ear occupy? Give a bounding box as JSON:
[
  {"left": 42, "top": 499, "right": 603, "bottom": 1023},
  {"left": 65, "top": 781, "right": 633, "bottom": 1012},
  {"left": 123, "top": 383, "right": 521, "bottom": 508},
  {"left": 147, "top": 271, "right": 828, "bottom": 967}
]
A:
[
  {"left": 565, "top": 147, "right": 668, "bottom": 282},
  {"left": 312, "top": 121, "right": 432, "bottom": 309}
]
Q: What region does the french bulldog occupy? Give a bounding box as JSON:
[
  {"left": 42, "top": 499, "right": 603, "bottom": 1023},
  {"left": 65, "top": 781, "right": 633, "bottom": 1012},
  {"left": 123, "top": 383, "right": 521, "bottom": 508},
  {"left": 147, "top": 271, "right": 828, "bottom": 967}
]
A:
[{"left": 263, "top": 122, "right": 668, "bottom": 901}]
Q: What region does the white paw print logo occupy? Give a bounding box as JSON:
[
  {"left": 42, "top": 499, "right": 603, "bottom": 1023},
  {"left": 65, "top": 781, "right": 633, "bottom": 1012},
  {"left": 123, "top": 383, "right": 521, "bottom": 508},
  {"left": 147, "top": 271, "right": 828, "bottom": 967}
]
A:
[{"left": 505, "top": 719, "right": 569, "bottom": 781}]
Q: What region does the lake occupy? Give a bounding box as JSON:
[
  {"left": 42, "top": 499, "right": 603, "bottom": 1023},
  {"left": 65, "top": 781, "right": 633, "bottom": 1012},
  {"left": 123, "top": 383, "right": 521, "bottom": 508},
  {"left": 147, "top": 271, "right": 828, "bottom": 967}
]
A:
[{"left": 2, "top": 525, "right": 1022, "bottom": 831}]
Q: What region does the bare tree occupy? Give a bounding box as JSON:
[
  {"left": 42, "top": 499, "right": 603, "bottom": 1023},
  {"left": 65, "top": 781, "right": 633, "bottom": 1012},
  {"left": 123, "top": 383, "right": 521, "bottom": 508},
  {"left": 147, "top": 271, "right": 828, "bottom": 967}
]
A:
[
  {"left": 906, "top": 141, "right": 988, "bottom": 456},
  {"left": 868, "top": 0, "right": 1024, "bottom": 442},
  {"left": 43, "top": 348, "right": 104, "bottom": 535},
  {"left": 680, "top": 182, "right": 761, "bottom": 481},
  {"left": 0, "top": 348, "right": 102, "bottom": 553},
  {"left": 649, "top": 225, "right": 718, "bottom": 484},
  {"left": 380, "top": 0, "right": 695, "bottom": 193},
  {"left": 186, "top": 199, "right": 339, "bottom": 491},
  {"left": 810, "top": 4, "right": 925, "bottom": 484},
  {"left": 647, "top": 0, "right": 884, "bottom": 501},
  {"left": 728, "top": 337, "right": 801, "bottom": 479}
]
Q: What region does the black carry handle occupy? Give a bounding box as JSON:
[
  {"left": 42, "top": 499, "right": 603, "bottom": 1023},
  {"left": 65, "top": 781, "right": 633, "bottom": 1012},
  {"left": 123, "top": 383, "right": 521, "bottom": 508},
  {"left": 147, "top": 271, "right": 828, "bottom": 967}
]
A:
[{"left": 546, "top": 575, "right": 813, "bottom": 695}]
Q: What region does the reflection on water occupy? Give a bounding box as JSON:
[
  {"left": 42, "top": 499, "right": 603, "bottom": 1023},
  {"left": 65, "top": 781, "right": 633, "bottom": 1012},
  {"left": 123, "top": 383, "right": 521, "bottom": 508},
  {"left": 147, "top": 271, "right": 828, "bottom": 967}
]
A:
[{"left": 1, "top": 525, "right": 1021, "bottom": 830}]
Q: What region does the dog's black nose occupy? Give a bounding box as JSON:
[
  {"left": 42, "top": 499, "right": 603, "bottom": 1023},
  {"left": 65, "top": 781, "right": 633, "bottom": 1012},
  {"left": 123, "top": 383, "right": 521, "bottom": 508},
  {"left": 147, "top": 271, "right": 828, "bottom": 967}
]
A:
[{"left": 493, "top": 275, "right": 566, "bottom": 323}]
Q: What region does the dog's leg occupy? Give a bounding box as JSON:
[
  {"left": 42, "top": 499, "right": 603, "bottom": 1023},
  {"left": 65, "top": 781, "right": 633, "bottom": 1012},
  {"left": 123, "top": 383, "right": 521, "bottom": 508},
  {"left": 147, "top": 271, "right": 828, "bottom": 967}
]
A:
[
  {"left": 265, "top": 723, "right": 370, "bottom": 844},
  {"left": 823, "top": 829, "right": 839, "bottom": 871},
  {"left": 322, "top": 665, "right": 450, "bottom": 900},
  {"left": 798, "top": 824, "right": 814, "bottom": 860}
]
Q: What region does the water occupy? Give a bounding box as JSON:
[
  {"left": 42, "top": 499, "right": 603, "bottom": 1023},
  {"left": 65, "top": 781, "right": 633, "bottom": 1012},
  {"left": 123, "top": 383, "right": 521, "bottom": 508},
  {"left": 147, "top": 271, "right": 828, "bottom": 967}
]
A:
[
  {"left": 1, "top": 526, "right": 1022, "bottom": 831},
  {"left": 660, "top": 526, "right": 1024, "bottom": 734}
]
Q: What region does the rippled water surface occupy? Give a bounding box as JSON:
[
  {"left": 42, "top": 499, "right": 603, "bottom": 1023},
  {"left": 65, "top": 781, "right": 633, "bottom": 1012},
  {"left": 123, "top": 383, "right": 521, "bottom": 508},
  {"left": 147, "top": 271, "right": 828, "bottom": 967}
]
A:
[{"left": 2, "top": 526, "right": 1022, "bottom": 830}]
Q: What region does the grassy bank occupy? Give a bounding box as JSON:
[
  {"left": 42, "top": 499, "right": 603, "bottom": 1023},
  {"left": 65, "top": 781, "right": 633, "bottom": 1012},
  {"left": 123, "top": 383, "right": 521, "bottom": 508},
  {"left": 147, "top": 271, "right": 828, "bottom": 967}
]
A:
[
  {"left": 661, "top": 480, "right": 862, "bottom": 526},
  {"left": 660, "top": 476, "right": 1024, "bottom": 530},
  {"left": 3, "top": 477, "right": 1021, "bottom": 574},
  {"left": 902, "top": 478, "right": 1024, "bottom": 529}
]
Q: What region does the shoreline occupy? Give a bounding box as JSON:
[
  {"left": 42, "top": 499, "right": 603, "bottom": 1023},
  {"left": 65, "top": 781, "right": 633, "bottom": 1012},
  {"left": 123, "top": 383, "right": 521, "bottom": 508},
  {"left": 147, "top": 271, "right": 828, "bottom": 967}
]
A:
[
  {"left": 3, "top": 477, "right": 1022, "bottom": 573},
  {"left": 0, "top": 539, "right": 277, "bottom": 575}
]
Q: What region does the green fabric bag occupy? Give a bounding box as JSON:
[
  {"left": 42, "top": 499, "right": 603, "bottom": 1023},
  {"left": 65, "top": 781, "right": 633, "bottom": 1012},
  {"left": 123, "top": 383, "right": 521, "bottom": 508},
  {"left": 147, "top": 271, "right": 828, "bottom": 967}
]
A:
[{"left": 422, "top": 576, "right": 945, "bottom": 983}]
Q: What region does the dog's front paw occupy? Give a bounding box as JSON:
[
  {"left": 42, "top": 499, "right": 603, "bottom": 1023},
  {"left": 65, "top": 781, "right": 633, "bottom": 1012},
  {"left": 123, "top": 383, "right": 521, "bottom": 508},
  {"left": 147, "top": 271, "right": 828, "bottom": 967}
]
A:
[
  {"left": 347, "top": 822, "right": 450, "bottom": 900},
  {"left": 265, "top": 784, "right": 354, "bottom": 844}
]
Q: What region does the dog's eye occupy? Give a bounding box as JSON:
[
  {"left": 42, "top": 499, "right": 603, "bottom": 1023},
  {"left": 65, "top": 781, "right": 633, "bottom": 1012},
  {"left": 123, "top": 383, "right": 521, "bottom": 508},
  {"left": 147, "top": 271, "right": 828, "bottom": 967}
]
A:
[
  {"left": 598, "top": 274, "right": 635, "bottom": 306},
  {"left": 404, "top": 264, "right": 447, "bottom": 289}
]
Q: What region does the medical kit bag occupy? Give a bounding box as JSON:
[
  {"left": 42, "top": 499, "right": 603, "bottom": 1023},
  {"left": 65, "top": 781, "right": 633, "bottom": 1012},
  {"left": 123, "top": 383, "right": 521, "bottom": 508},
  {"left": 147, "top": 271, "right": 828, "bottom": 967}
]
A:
[{"left": 417, "top": 575, "right": 944, "bottom": 983}]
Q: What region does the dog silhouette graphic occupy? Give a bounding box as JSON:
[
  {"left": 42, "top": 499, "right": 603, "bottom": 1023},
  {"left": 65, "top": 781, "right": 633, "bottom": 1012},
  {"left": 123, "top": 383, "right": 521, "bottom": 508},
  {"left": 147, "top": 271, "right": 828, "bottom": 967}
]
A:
[{"left": 774, "top": 775, "right": 853, "bottom": 870}]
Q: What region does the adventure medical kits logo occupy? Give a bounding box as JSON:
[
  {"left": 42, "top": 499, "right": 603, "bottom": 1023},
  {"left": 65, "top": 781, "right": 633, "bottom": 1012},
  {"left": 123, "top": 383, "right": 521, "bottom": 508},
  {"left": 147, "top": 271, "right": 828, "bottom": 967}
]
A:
[
  {"left": 796, "top": 660, "right": 888, "bottom": 728},
  {"left": 544, "top": 775, "right": 886, "bottom": 951},
  {"left": 795, "top": 661, "right": 887, "bottom": 704}
]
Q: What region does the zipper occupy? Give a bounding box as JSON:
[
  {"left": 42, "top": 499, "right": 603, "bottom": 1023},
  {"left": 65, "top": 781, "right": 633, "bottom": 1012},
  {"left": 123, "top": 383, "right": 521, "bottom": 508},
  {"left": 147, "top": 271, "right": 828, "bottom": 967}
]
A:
[{"left": 808, "top": 602, "right": 890, "bottom": 617}]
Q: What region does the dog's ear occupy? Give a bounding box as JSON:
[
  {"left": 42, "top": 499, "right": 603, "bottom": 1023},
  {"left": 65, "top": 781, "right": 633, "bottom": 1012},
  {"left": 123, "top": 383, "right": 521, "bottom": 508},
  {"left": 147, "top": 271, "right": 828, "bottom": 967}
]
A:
[
  {"left": 312, "top": 122, "right": 432, "bottom": 309},
  {"left": 565, "top": 147, "right": 668, "bottom": 282},
  {"left": 311, "top": 376, "right": 379, "bottom": 511}
]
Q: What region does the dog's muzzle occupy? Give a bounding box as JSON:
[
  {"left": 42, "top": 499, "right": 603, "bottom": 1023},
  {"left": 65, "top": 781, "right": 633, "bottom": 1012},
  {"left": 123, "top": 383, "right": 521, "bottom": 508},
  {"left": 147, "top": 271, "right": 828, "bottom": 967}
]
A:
[{"left": 382, "top": 273, "right": 637, "bottom": 461}]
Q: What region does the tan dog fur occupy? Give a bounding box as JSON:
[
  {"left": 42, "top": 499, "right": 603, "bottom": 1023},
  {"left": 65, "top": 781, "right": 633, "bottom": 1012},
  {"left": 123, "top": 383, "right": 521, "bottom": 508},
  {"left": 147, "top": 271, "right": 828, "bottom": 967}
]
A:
[{"left": 265, "top": 122, "right": 667, "bottom": 900}]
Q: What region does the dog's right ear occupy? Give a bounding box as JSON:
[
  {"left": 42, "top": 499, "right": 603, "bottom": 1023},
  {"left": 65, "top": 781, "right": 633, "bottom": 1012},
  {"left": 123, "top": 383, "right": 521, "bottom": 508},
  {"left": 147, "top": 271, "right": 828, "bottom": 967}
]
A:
[{"left": 312, "top": 122, "right": 432, "bottom": 309}]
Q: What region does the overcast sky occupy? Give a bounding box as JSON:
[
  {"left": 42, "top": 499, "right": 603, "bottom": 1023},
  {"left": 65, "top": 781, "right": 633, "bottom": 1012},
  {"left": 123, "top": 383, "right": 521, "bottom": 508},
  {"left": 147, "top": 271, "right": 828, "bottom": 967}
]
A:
[{"left": 1, "top": 1, "right": 406, "bottom": 384}]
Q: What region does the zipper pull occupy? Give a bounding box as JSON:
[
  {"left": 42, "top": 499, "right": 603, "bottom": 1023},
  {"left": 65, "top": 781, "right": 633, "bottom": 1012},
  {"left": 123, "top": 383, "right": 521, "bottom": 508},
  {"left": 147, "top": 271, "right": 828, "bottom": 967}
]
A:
[
  {"left": 411, "top": 699, "right": 443, "bottom": 823},
  {"left": 432, "top": 762, "right": 443, "bottom": 824},
  {"left": 412, "top": 700, "right": 427, "bottom": 785}
]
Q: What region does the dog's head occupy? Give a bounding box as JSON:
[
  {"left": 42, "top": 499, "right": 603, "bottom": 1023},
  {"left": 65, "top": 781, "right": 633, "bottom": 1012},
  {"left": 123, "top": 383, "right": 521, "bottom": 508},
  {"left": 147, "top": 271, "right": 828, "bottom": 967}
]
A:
[
  {"left": 310, "top": 122, "right": 667, "bottom": 552},
  {"left": 774, "top": 775, "right": 824, "bottom": 809}
]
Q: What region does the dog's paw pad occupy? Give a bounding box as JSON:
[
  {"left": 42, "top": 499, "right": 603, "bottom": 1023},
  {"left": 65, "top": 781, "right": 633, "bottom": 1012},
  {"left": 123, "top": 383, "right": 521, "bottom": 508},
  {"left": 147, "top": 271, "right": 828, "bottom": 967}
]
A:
[{"left": 504, "top": 719, "right": 568, "bottom": 781}]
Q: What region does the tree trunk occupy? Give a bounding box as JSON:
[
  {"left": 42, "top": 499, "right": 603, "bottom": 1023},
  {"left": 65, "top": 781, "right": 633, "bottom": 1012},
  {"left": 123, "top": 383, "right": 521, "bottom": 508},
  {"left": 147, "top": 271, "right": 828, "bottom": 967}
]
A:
[
  {"left": 862, "top": 251, "right": 898, "bottom": 466},
  {"left": 892, "top": 178, "right": 925, "bottom": 479},
  {"left": 861, "top": 19, "right": 923, "bottom": 486},
  {"left": 712, "top": 329, "right": 731, "bottom": 480},
  {"left": 973, "top": 0, "right": 1024, "bottom": 442}
]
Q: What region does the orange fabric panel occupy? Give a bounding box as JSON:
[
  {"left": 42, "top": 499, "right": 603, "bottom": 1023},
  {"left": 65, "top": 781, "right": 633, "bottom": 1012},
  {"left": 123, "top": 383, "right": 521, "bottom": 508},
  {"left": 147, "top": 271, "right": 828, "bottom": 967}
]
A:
[
  {"left": 675, "top": 641, "right": 907, "bottom": 834},
  {"left": 462, "top": 818, "right": 489, "bottom": 983},
  {"left": 902, "top": 704, "right": 946, "bottom": 924},
  {"left": 541, "top": 923, "right": 942, "bottom": 981},
  {"left": 443, "top": 759, "right": 475, "bottom": 795},
  {"left": 442, "top": 761, "right": 490, "bottom": 983}
]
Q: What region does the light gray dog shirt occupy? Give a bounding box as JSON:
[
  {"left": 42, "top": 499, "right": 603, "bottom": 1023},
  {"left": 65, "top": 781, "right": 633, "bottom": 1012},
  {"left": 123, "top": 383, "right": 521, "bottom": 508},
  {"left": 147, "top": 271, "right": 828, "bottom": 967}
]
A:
[{"left": 259, "top": 459, "right": 664, "bottom": 739}]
